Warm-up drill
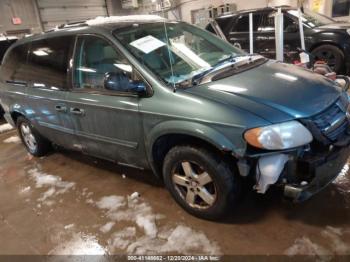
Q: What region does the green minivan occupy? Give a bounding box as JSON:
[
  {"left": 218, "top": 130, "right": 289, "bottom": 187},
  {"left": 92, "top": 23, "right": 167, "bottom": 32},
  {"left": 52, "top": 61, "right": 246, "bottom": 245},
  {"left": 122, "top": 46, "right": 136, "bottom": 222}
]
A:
[{"left": 0, "top": 15, "right": 349, "bottom": 220}]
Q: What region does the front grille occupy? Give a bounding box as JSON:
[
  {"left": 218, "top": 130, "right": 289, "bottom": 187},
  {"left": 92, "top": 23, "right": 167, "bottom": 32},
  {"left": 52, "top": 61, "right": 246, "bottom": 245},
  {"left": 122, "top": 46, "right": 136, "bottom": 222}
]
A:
[{"left": 311, "top": 96, "right": 349, "bottom": 142}]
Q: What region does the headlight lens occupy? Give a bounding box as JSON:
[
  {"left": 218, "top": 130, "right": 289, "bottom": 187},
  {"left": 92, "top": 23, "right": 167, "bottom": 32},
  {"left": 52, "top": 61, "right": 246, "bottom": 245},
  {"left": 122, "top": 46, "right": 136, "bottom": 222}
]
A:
[
  {"left": 347, "top": 29, "right": 350, "bottom": 36},
  {"left": 244, "top": 121, "right": 313, "bottom": 150}
]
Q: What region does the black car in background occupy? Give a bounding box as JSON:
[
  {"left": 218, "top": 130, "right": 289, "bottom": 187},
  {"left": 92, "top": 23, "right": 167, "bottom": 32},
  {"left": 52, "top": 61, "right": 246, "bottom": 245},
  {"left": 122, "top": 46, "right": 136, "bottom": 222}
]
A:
[
  {"left": 206, "top": 7, "right": 350, "bottom": 74},
  {"left": 0, "top": 35, "right": 17, "bottom": 118}
]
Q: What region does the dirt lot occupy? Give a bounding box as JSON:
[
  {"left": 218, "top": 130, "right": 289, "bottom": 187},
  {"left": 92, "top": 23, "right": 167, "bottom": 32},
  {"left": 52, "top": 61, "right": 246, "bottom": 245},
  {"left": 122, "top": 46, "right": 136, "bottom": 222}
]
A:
[{"left": 0, "top": 121, "right": 350, "bottom": 259}]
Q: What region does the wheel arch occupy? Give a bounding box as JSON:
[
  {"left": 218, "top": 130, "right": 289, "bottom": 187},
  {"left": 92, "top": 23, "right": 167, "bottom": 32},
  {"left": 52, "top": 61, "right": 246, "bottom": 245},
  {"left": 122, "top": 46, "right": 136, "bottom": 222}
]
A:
[
  {"left": 309, "top": 41, "right": 344, "bottom": 54},
  {"left": 9, "top": 105, "right": 27, "bottom": 125},
  {"left": 146, "top": 120, "right": 241, "bottom": 178}
]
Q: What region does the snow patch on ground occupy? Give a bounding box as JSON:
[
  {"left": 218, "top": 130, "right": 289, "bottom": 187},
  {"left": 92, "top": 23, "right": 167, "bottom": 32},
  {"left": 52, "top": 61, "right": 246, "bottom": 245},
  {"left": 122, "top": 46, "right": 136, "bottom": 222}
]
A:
[
  {"left": 0, "top": 123, "right": 13, "bottom": 133},
  {"left": 135, "top": 215, "right": 157, "bottom": 238},
  {"left": 334, "top": 163, "right": 350, "bottom": 186},
  {"left": 38, "top": 187, "right": 56, "bottom": 202},
  {"left": 285, "top": 237, "right": 332, "bottom": 258},
  {"left": 19, "top": 186, "right": 31, "bottom": 194},
  {"left": 108, "top": 227, "right": 136, "bottom": 250},
  {"left": 64, "top": 224, "right": 75, "bottom": 230},
  {"left": 286, "top": 226, "right": 350, "bottom": 259},
  {"left": 92, "top": 194, "right": 221, "bottom": 255},
  {"left": 100, "top": 222, "right": 115, "bottom": 234},
  {"left": 49, "top": 232, "right": 106, "bottom": 255},
  {"left": 130, "top": 192, "right": 140, "bottom": 200},
  {"left": 3, "top": 136, "right": 20, "bottom": 143},
  {"left": 321, "top": 226, "right": 350, "bottom": 254},
  {"left": 96, "top": 195, "right": 126, "bottom": 211},
  {"left": 27, "top": 168, "right": 75, "bottom": 206},
  {"left": 110, "top": 224, "right": 221, "bottom": 255}
]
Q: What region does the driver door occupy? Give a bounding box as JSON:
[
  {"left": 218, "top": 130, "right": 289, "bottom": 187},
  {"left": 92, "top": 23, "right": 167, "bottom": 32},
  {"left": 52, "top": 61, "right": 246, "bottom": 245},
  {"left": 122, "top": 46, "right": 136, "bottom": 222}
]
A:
[{"left": 65, "top": 35, "right": 148, "bottom": 167}]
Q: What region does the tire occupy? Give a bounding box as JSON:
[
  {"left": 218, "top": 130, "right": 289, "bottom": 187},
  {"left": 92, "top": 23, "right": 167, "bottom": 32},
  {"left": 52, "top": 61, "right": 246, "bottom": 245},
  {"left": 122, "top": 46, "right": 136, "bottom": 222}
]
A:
[
  {"left": 311, "top": 44, "right": 345, "bottom": 73},
  {"left": 162, "top": 145, "right": 241, "bottom": 220},
  {"left": 16, "top": 116, "right": 51, "bottom": 157}
]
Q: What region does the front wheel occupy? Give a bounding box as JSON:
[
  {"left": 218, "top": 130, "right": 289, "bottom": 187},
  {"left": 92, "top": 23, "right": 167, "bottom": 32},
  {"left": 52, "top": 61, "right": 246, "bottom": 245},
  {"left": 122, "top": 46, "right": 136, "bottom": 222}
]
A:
[
  {"left": 311, "top": 45, "right": 345, "bottom": 73},
  {"left": 162, "top": 145, "right": 241, "bottom": 220}
]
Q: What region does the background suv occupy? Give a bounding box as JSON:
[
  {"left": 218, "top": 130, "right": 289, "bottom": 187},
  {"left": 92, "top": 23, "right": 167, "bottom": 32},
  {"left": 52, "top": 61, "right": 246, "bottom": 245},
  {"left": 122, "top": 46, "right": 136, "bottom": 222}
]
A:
[{"left": 206, "top": 7, "right": 350, "bottom": 74}]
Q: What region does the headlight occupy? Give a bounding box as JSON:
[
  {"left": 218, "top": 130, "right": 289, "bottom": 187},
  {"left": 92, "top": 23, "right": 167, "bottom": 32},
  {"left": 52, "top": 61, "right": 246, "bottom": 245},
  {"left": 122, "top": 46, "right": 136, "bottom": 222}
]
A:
[
  {"left": 347, "top": 29, "right": 350, "bottom": 36},
  {"left": 244, "top": 121, "right": 313, "bottom": 150}
]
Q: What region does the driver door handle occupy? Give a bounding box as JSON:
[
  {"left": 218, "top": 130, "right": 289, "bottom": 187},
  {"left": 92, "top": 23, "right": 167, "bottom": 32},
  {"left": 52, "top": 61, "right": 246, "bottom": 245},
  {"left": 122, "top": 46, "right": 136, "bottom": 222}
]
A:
[{"left": 70, "top": 107, "right": 85, "bottom": 116}]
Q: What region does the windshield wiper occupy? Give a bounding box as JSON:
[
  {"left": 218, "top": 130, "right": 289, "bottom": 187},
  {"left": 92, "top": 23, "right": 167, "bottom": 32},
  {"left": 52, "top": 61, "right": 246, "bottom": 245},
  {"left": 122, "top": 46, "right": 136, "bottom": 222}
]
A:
[
  {"left": 175, "top": 54, "right": 260, "bottom": 88},
  {"left": 193, "top": 54, "right": 268, "bottom": 86},
  {"left": 191, "top": 54, "right": 237, "bottom": 85}
]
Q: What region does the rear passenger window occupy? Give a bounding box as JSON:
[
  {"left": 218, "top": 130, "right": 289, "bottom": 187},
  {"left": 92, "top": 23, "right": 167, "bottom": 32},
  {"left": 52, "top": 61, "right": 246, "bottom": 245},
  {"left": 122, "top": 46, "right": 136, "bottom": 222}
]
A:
[
  {"left": 27, "top": 36, "right": 73, "bottom": 90},
  {"left": 0, "top": 43, "right": 30, "bottom": 83}
]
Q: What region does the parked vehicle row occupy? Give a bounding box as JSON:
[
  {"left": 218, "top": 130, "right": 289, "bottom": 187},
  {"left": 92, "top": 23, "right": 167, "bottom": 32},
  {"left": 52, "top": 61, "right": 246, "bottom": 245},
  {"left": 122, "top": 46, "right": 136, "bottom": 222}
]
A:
[
  {"left": 0, "top": 16, "right": 349, "bottom": 220},
  {"left": 207, "top": 7, "right": 350, "bottom": 74}
]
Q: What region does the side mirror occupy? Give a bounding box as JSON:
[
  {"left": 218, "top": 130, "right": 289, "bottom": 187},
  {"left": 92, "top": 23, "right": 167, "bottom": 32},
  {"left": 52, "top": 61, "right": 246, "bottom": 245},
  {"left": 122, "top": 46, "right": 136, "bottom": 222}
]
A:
[{"left": 104, "top": 71, "right": 147, "bottom": 95}]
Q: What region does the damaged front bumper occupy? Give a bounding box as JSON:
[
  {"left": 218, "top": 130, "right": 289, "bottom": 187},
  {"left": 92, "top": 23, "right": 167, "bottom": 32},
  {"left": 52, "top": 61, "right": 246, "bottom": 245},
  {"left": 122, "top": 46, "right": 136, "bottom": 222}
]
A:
[
  {"left": 283, "top": 144, "right": 350, "bottom": 202},
  {"left": 241, "top": 141, "right": 350, "bottom": 202}
]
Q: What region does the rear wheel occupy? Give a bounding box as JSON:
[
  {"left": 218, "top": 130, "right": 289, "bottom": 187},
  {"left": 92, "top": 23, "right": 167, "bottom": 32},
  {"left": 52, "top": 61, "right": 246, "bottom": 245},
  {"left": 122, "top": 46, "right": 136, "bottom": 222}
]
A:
[
  {"left": 17, "top": 117, "right": 51, "bottom": 157},
  {"left": 311, "top": 45, "right": 344, "bottom": 73},
  {"left": 162, "top": 145, "right": 241, "bottom": 220}
]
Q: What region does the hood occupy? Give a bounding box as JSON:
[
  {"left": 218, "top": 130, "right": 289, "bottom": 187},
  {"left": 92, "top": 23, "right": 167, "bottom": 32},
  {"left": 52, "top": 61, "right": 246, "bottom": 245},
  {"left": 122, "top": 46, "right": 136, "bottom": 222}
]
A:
[
  {"left": 185, "top": 60, "right": 341, "bottom": 124},
  {"left": 317, "top": 22, "right": 350, "bottom": 30}
]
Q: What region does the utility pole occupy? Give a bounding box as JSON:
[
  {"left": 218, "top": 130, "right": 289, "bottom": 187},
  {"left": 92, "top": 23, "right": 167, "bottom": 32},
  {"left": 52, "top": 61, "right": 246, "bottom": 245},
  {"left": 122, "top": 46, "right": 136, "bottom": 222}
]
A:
[{"left": 297, "top": 0, "right": 306, "bottom": 50}]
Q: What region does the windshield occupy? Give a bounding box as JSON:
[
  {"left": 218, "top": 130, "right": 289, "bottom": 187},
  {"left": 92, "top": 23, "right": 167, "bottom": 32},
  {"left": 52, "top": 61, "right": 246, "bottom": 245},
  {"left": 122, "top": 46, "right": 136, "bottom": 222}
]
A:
[
  {"left": 287, "top": 9, "right": 335, "bottom": 28},
  {"left": 113, "top": 22, "right": 245, "bottom": 86}
]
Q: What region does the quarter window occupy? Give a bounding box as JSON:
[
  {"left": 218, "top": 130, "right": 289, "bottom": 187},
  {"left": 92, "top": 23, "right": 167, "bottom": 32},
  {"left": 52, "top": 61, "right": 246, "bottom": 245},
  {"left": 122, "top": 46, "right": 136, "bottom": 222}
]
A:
[
  {"left": 0, "top": 43, "right": 30, "bottom": 83},
  {"left": 28, "top": 36, "right": 73, "bottom": 90}
]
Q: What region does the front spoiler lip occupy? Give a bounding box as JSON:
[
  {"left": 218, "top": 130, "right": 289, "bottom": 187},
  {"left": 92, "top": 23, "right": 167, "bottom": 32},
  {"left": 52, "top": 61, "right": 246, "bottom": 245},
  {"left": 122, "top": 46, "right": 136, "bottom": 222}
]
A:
[{"left": 283, "top": 145, "right": 350, "bottom": 202}]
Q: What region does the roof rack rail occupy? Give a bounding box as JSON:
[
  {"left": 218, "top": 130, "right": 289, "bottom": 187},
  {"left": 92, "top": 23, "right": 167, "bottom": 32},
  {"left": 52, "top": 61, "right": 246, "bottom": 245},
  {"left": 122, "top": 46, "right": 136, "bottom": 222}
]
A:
[{"left": 45, "top": 20, "right": 89, "bottom": 32}]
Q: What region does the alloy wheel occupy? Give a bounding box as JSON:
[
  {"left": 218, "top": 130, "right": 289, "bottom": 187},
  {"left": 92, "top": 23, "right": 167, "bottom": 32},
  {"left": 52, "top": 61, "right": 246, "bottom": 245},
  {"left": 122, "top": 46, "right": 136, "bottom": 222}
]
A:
[
  {"left": 171, "top": 161, "right": 217, "bottom": 209},
  {"left": 20, "top": 123, "right": 37, "bottom": 152}
]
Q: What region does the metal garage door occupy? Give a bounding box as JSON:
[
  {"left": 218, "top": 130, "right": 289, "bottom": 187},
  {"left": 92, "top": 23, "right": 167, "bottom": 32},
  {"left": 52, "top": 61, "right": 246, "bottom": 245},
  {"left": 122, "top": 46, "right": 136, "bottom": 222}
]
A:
[{"left": 37, "top": 0, "right": 108, "bottom": 31}]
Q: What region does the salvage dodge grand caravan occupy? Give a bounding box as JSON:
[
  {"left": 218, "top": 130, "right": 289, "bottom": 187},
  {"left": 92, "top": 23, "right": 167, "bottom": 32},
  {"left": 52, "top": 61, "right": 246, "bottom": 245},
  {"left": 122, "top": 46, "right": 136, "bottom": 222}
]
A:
[{"left": 0, "top": 15, "right": 349, "bottom": 220}]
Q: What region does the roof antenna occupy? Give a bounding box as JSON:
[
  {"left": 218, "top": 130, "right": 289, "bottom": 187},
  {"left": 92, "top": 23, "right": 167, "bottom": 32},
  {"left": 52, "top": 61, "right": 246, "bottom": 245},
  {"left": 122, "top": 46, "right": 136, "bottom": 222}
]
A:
[{"left": 159, "top": 0, "right": 177, "bottom": 93}]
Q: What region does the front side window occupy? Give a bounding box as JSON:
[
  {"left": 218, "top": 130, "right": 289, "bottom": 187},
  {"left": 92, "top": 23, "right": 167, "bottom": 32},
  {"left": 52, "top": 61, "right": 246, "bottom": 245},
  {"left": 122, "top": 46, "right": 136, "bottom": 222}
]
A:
[
  {"left": 114, "top": 22, "right": 245, "bottom": 86},
  {"left": 73, "top": 35, "right": 141, "bottom": 93},
  {"left": 259, "top": 12, "right": 297, "bottom": 32},
  {"left": 233, "top": 14, "right": 262, "bottom": 32},
  {"left": 28, "top": 36, "right": 73, "bottom": 90}
]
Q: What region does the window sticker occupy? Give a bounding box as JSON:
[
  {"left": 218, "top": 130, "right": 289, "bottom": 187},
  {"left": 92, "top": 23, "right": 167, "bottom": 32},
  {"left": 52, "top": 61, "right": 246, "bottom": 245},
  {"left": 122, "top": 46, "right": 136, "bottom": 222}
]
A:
[{"left": 129, "top": 35, "right": 166, "bottom": 54}]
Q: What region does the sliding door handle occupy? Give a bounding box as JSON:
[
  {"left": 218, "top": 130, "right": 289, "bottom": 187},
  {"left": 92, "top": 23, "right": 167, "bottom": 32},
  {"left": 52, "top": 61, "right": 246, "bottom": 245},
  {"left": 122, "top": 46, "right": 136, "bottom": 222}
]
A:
[
  {"left": 6, "top": 80, "right": 27, "bottom": 87},
  {"left": 55, "top": 105, "right": 67, "bottom": 112},
  {"left": 70, "top": 107, "right": 85, "bottom": 116}
]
